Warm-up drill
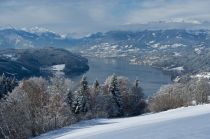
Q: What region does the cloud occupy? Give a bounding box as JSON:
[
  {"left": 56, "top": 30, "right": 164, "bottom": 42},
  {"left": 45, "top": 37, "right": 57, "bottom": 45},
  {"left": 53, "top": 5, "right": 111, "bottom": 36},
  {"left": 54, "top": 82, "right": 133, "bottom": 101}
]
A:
[
  {"left": 0, "top": 0, "right": 209, "bottom": 34},
  {"left": 125, "top": 0, "right": 210, "bottom": 24}
]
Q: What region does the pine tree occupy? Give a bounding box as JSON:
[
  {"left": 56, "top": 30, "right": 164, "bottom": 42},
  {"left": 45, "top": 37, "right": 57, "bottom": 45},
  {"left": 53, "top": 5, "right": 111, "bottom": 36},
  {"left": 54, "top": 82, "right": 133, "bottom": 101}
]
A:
[
  {"left": 128, "top": 79, "right": 145, "bottom": 115},
  {"left": 132, "top": 79, "right": 144, "bottom": 99},
  {"left": 108, "top": 74, "right": 124, "bottom": 117},
  {"left": 135, "top": 79, "right": 139, "bottom": 88},
  {"left": 72, "top": 76, "right": 91, "bottom": 114},
  {"left": 93, "top": 80, "right": 100, "bottom": 96},
  {"left": 0, "top": 74, "right": 18, "bottom": 99},
  {"left": 67, "top": 90, "right": 73, "bottom": 107}
]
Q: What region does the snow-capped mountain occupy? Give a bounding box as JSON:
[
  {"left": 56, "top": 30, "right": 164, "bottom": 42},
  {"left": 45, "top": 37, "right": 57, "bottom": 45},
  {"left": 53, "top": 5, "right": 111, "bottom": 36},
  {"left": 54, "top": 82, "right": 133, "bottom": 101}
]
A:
[
  {"left": 0, "top": 26, "right": 210, "bottom": 53},
  {"left": 0, "top": 27, "right": 74, "bottom": 49},
  {"left": 73, "top": 29, "right": 210, "bottom": 58}
]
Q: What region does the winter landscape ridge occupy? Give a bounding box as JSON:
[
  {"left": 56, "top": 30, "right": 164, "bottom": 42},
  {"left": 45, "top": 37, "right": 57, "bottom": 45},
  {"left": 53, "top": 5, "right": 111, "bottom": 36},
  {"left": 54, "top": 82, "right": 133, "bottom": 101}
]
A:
[{"left": 35, "top": 104, "right": 210, "bottom": 139}]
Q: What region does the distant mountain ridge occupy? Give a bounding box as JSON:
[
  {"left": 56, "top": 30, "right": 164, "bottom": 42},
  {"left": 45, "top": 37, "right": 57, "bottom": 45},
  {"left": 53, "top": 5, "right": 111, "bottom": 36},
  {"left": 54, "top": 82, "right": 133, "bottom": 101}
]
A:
[
  {"left": 0, "top": 27, "right": 210, "bottom": 50},
  {"left": 1, "top": 27, "right": 210, "bottom": 60},
  {"left": 0, "top": 27, "right": 77, "bottom": 49}
]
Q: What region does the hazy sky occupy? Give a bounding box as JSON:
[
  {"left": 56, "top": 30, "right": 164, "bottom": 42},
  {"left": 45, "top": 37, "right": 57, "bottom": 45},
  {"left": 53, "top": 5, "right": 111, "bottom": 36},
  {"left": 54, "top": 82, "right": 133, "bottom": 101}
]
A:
[{"left": 0, "top": 0, "right": 209, "bottom": 34}]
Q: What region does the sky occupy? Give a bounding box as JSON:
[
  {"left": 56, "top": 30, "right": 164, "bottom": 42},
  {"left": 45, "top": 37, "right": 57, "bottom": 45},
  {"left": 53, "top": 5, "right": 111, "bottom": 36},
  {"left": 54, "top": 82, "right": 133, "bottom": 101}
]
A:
[{"left": 0, "top": 0, "right": 209, "bottom": 34}]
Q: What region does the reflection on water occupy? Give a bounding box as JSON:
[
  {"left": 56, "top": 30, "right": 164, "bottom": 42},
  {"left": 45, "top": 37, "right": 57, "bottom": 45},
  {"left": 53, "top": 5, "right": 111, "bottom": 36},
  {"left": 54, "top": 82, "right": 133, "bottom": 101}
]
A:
[{"left": 71, "top": 57, "right": 171, "bottom": 97}]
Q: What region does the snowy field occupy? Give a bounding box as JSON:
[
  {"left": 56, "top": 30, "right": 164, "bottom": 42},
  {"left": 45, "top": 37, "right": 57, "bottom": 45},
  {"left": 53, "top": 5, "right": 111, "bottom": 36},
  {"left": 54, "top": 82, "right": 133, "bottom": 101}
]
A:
[
  {"left": 51, "top": 64, "right": 65, "bottom": 71},
  {"left": 35, "top": 104, "right": 210, "bottom": 139}
]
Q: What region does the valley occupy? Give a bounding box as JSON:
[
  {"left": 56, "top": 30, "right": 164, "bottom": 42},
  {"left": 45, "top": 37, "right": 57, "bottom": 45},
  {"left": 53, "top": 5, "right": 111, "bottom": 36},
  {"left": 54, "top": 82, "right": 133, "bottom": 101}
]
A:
[{"left": 1, "top": 28, "right": 210, "bottom": 84}]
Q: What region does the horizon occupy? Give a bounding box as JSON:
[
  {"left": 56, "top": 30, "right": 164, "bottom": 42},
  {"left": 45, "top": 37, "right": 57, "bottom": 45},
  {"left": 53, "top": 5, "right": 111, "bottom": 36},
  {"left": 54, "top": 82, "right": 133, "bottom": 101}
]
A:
[{"left": 0, "top": 0, "right": 210, "bottom": 35}]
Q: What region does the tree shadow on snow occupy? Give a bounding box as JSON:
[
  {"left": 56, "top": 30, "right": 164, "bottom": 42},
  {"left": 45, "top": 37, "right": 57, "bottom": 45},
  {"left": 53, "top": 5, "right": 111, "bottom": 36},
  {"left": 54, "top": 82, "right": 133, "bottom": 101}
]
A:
[{"left": 34, "top": 119, "right": 117, "bottom": 139}]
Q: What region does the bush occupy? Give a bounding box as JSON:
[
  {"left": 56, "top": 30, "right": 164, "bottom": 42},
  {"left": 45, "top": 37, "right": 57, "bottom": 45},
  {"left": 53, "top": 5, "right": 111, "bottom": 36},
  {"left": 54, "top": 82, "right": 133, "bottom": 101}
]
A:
[
  {"left": 0, "top": 87, "right": 32, "bottom": 139},
  {"left": 148, "top": 78, "right": 210, "bottom": 112},
  {"left": 0, "top": 77, "right": 76, "bottom": 139}
]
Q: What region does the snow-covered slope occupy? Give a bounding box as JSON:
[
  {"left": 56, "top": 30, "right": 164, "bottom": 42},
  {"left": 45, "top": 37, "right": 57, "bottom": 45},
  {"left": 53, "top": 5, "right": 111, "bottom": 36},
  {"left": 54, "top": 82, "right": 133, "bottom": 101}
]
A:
[{"left": 35, "top": 104, "right": 210, "bottom": 139}]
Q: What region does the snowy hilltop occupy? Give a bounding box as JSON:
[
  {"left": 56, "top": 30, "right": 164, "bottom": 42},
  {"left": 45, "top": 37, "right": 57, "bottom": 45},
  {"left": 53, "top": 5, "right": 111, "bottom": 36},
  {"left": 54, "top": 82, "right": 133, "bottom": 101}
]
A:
[{"left": 35, "top": 104, "right": 210, "bottom": 139}]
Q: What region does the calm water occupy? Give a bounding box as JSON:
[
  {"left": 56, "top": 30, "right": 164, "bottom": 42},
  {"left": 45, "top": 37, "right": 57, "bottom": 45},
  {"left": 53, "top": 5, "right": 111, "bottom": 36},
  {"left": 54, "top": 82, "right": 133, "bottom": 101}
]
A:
[{"left": 72, "top": 58, "right": 171, "bottom": 97}]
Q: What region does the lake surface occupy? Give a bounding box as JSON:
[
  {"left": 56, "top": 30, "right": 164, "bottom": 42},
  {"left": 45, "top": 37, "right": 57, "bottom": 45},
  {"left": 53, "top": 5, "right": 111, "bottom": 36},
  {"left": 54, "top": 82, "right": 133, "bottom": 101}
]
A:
[{"left": 73, "top": 58, "right": 171, "bottom": 97}]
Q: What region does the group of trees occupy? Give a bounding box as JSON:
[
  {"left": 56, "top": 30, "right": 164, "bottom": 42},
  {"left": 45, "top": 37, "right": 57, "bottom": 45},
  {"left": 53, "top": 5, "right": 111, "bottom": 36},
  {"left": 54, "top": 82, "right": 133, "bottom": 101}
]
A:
[
  {"left": 0, "top": 77, "right": 74, "bottom": 139},
  {"left": 149, "top": 78, "right": 210, "bottom": 112},
  {"left": 2, "top": 73, "right": 209, "bottom": 139},
  {"left": 0, "top": 74, "right": 146, "bottom": 139},
  {"left": 70, "top": 75, "right": 146, "bottom": 119}
]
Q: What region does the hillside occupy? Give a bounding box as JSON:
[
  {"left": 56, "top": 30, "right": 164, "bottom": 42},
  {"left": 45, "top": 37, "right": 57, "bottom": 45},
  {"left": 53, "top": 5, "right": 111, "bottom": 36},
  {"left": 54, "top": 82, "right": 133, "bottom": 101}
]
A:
[
  {"left": 0, "top": 48, "right": 89, "bottom": 79},
  {"left": 35, "top": 104, "right": 210, "bottom": 139}
]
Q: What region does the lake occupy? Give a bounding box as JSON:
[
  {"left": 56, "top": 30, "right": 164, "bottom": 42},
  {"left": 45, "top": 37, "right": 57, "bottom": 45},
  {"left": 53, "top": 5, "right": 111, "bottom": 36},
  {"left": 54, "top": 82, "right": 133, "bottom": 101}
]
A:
[{"left": 72, "top": 57, "right": 171, "bottom": 97}]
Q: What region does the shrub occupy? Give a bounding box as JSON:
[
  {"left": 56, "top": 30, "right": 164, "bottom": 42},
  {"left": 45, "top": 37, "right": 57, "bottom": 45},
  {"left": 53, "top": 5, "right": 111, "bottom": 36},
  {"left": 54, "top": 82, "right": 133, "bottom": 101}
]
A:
[
  {"left": 0, "top": 77, "right": 76, "bottom": 139},
  {"left": 148, "top": 78, "right": 210, "bottom": 112}
]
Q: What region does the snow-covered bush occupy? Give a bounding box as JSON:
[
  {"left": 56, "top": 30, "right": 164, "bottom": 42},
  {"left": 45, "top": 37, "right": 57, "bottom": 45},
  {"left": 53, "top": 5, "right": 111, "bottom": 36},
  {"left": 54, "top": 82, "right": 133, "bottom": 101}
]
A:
[
  {"left": 0, "top": 77, "right": 76, "bottom": 139},
  {"left": 0, "top": 87, "right": 31, "bottom": 139},
  {"left": 149, "top": 78, "right": 210, "bottom": 112}
]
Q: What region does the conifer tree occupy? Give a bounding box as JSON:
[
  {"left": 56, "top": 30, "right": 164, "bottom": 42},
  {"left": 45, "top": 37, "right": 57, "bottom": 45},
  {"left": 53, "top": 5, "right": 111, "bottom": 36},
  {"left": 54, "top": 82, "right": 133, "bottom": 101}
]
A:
[
  {"left": 132, "top": 79, "right": 144, "bottom": 99},
  {"left": 93, "top": 80, "right": 100, "bottom": 96},
  {"left": 108, "top": 74, "right": 124, "bottom": 117},
  {"left": 0, "top": 74, "right": 18, "bottom": 99},
  {"left": 72, "top": 76, "right": 91, "bottom": 114}
]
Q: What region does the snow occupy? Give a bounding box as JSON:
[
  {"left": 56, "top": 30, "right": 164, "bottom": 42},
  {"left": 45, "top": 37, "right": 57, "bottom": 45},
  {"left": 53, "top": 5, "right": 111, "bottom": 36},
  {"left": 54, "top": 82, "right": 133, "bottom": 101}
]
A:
[
  {"left": 173, "top": 52, "right": 181, "bottom": 56},
  {"left": 191, "top": 72, "right": 210, "bottom": 79},
  {"left": 149, "top": 41, "right": 155, "bottom": 44},
  {"left": 21, "top": 66, "right": 29, "bottom": 71},
  {"left": 51, "top": 64, "right": 65, "bottom": 71},
  {"left": 194, "top": 47, "right": 204, "bottom": 54},
  {"left": 124, "top": 45, "right": 129, "bottom": 48},
  {"left": 29, "top": 26, "right": 52, "bottom": 33},
  {"left": 149, "top": 43, "right": 184, "bottom": 49},
  {"left": 3, "top": 54, "right": 13, "bottom": 58},
  {"left": 85, "top": 43, "right": 136, "bottom": 58},
  {"left": 111, "top": 45, "right": 118, "bottom": 49},
  {"left": 2, "top": 54, "right": 17, "bottom": 61},
  {"left": 174, "top": 76, "right": 181, "bottom": 82},
  {"left": 151, "top": 43, "right": 160, "bottom": 48},
  {"left": 129, "top": 58, "right": 138, "bottom": 64},
  {"left": 168, "top": 66, "right": 184, "bottom": 71},
  {"left": 176, "top": 36, "right": 182, "bottom": 39},
  {"left": 165, "top": 18, "right": 202, "bottom": 24},
  {"left": 35, "top": 104, "right": 210, "bottom": 139},
  {"left": 171, "top": 43, "right": 185, "bottom": 48},
  {"left": 60, "top": 34, "right": 67, "bottom": 39}
]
